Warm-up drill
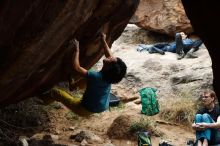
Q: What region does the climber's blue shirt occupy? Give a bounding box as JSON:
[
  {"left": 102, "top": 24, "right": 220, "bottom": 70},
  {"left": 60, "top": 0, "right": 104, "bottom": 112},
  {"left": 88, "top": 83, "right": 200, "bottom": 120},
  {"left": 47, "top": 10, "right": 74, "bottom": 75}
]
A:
[
  {"left": 168, "top": 38, "right": 194, "bottom": 52},
  {"left": 81, "top": 71, "right": 111, "bottom": 113}
]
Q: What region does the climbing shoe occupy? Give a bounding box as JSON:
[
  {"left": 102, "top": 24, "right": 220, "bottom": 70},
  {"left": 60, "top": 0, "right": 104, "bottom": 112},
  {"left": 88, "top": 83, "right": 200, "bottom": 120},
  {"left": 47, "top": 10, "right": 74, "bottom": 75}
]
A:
[{"left": 185, "top": 52, "right": 198, "bottom": 58}]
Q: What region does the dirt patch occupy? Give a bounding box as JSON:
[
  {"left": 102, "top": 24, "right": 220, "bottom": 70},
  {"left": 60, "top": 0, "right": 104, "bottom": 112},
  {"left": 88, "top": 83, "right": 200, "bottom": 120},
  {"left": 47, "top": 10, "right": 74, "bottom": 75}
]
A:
[
  {"left": 0, "top": 97, "right": 49, "bottom": 146},
  {"left": 107, "top": 114, "right": 135, "bottom": 139}
]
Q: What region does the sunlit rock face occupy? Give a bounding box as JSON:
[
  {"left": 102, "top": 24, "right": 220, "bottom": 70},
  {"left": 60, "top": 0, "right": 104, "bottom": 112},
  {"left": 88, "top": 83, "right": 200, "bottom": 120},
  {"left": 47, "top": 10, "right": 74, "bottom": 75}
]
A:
[
  {"left": 0, "top": 0, "right": 139, "bottom": 105},
  {"left": 181, "top": 1, "right": 220, "bottom": 102},
  {"left": 131, "top": 0, "right": 193, "bottom": 36}
]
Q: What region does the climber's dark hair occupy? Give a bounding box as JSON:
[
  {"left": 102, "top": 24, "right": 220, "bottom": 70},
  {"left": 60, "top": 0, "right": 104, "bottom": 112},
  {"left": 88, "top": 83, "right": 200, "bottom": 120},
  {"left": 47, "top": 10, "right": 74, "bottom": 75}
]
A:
[{"left": 102, "top": 57, "right": 127, "bottom": 84}]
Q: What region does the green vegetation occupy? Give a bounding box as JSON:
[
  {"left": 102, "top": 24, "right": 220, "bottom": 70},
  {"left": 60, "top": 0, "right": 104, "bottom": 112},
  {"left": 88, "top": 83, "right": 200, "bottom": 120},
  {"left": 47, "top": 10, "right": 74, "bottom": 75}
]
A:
[
  {"left": 71, "top": 88, "right": 84, "bottom": 98},
  {"left": 159, "top": 96, "right": 197, "bottom": 126},
  {"left": 47, "top": 101, "right": 62, "bottom": 109},
  {"left": 129, "top": 117, "right": 160, "bottom": 136},
  {"left": 65, "top": 111, "right": 79, "bottom": 120},
  {"left": 109, "top": 102, "right": 126, "bottom": 111}
]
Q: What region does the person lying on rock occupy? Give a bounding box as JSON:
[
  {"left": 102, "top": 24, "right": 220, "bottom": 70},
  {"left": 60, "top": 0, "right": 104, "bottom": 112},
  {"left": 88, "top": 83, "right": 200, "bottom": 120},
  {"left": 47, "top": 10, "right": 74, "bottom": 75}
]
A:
[
  {"left": 137, "top": 32, "right": 203, "bottom": 60},
  {"left": 192, "top": 89, "right": 220, "bottom": 146},
  {"left": 41, "top": 33, "right": 127, "bottom": 117}
]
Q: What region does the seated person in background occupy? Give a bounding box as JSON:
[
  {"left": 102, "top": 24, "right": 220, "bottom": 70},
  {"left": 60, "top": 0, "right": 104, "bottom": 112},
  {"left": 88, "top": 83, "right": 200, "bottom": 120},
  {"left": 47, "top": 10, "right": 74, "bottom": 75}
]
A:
[
  {"left": 137, "top": 32, "right": 203, "bottom": 60},
  {"left": 41, "top": 33, "right": 127, "bottom": 117},
  {"left": 192, "top": 89, "right": 220, "bottom": 146}
]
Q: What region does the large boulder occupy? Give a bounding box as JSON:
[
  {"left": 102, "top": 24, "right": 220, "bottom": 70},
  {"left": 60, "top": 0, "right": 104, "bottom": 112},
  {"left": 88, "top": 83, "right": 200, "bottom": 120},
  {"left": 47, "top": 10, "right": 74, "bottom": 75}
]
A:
[
  {"left": 181, "top": 1, "right": 220, "bottom": 103},
  {"left": 0, "top": 0, "right": 139, "bottom": 105},
  {"left": 131, "top": 0, "right": 193, "bottom": 36},
  {"left": 108, "top": 25, "right": 212, "bottom": 101}
]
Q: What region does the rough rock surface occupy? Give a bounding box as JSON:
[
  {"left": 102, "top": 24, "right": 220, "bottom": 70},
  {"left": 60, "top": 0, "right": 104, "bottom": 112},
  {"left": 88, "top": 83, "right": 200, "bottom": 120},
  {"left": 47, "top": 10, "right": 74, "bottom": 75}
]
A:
[
  {"left": 131, "top": 0, "right": 193, "bottom": 36},
  {"left": 181, "top": 1, "right": 220, "bottom": 102},
  {"left": 106, "top": 25, "right": 212, "bottom": 101},
  {"left": 0, "top": 0, "right": 139, "bottom": 105}
]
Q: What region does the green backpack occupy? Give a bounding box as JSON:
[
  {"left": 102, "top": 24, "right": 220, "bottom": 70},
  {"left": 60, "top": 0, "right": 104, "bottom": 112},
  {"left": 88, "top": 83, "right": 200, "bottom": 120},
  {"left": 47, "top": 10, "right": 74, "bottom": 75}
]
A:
[
  {"left": 138, "top": 131, "right": 152, "bottom": 146},
  {"left": 139, "top": 87, "right": 160, "bottom": 116}
]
